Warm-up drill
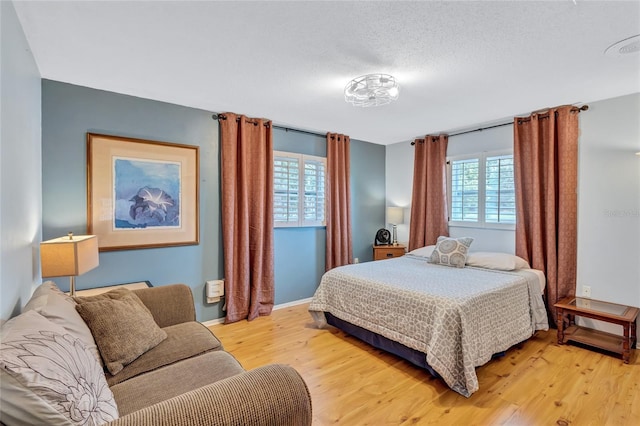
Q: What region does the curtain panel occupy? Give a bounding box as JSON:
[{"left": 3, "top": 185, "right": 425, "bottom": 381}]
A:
[
  {"left": 514, "top": 106, "right": 579, "bottom": 325},
  {"left": 326, "top": 133, "right": 352, "bottom": 270},
  {"left": 220, "top": 113, "right": 275, "bottom": 323},
  {"left": 408, "top": 134, "right": 449, "bottom": 251}
]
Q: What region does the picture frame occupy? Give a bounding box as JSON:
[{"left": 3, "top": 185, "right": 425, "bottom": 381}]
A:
[{"left": 87, "top": 133, "right": 199, "bottom": 251}]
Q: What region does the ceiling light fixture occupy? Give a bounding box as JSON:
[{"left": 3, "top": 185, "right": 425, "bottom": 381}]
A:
[{"left": 344, "top": 74, "right": 400, "bottom": 107}]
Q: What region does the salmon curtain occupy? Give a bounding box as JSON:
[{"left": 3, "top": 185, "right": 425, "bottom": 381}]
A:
[
  {"left": 408, "top": 134, "right": 449, "bottom": 251},
  {"left": 514, "top": 105, "right": 579, "bottom": 325},
  {"left": 326, "top": 133, "right": 352, "bottom": 270},
  {"left": 220, "top": 113, "right": 274, "bottom": 323}
]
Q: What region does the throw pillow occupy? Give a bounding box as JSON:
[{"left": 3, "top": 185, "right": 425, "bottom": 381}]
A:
[
  {"left": 22, "top": 280, "right": 61, "bottom": 311},
  {"left": 0, "top": 310, "right": 119, "bottom": 425},
  {"left": 408, "top": 245, "right": 436, "bottom": 258},
  {"left": 75, "top": 289, "right": 167, "bottom": 376},
  {"left": 430, "top": 236, "right": 474, "bottom": 268},
  {"left": 465, "top": 252, "right": 531, "bottom": 271},
  {"left": 22, "top": 281, "right": 103, "bottom": 367}
]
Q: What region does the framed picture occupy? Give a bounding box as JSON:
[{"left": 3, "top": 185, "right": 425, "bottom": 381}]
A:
[{"left": 87, "top": 133, "right": 199, "bottom": 251}]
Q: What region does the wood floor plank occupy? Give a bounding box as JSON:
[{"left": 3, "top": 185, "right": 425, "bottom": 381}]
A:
[{"left": 208, "top": 303, "right": 640, "bottom": 425}]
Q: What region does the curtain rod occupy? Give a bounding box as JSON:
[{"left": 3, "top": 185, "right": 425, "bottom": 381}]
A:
[
  {"left": 410, "top": 122, "right": 512, "bottom": 145},
  {"left": 212, "top": 113, "right": 328, "bottom": 138},
  {"left": 273, "top": 125, "right": 327, "bottom": 138},
  {"left": 411, "top": 104, "right": 589, "bottom": 145},
  {"left": 449, "top": 121, "right": 513, "bottom": 138},
  {"left": 516, "top": 104, "right": 589, "bottom": 124},
  {"left": 212, "top": 113, "right": 270, "bottom": 127}
]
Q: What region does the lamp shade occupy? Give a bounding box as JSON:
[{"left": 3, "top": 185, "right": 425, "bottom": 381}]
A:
[
  {"left": 40, "top": 234, "right": 99, "bottom": 278},
  {"left": 387, "top": 207, "right": 404, "bottom": 225}
]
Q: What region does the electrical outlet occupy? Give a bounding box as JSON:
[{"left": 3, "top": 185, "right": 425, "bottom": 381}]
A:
[{"left": 582, "top": 285, "right": 591, "bottom": 298}]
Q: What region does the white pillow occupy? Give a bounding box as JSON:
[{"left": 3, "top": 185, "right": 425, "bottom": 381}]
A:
[
  {"left": 22, "top": 281, "right": 103, "bottom": 367},
  {"left": 0, "top": 310, "right": 119, "bottom": 425},
  {"left": 22, "top": 280, "right": 61, "bottom": 311},
  {"left": 409, "top": 245, "right": 435, "bottom": 258},
  {"left": 430, "top": 236, "right": 474, "bottom": 268},
  {"left": 466, "top": 252, "right": 531, "bottom": 271}
]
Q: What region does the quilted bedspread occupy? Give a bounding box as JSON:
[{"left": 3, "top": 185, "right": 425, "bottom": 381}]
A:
[{"left": 308, "top": 255, "right": 549, "bottom": 397}]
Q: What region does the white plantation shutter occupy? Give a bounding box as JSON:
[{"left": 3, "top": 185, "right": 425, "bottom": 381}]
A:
[
  {"left": 303, "top": 158, "right": 326, "bottom": 225},
  {"left": 450, "top": 158, "right": 479, "bottom": 222},
  {"left": 448, "top": 151, "right": 515, "bottom": 228},
  {"left": 274, "top": 155, "right": 299, "bottom": 226},
  {"left": 485, "top": 155, "right": 515, "bottom": 224},
  {"left": 274, "top": 151, "right": 326, "bottom": 227}
]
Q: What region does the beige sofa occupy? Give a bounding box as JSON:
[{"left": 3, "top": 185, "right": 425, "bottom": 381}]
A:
[{"left": 0, "top": 282, "right": 312, "bottom": 425}]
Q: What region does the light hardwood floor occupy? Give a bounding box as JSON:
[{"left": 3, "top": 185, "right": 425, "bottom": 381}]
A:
[{"left": 208, "top": 303, "right": 639, "bottom": 425}]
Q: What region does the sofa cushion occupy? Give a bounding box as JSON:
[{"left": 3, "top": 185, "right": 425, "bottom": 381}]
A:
[
  {"left": 75, "top": 288, "right": 167, "bottom": 376},
  {"left": 22, "top": 281, "right": 103, "bottom": 367},
  {"left": 133, "top": 284, "right": 196, "bottom": 328},
  {"left": 110, "top": 351, "right": 244, "bottom": 416},
  {"left": 0, "top": 310, "right": 119, "bottom": 425},
  {"left": 106, "top": 321, "right": 223, "bottom": 386}
]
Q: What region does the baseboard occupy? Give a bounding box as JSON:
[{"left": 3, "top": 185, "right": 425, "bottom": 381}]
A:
[
  {"left": 273, "top": 297, "right": 313, "bottom": 311},
  {"left": 201, "top": 297, "right": 313, "bottom": 327}
]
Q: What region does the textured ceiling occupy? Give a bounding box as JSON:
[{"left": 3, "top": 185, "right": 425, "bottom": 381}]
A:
[{"left": 13, "top": 0, "right": 640, "bottom": 145}]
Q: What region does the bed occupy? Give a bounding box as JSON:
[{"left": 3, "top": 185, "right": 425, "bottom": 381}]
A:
[{"left": 308, "top": 245, "right": 549, "bottom": 397}]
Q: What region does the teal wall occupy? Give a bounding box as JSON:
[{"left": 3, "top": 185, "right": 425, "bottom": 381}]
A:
[
  {"left": 271, "top": 129, "right": 386, "bottom": 303},
  {"left": 41, "top": 80, "right": 385, "bottom": 320},
  {"left": 351, "top": 138, "right": 386, "bottom": 262},
  {"left": 272, "top": 128, "right": 327, "bottom": 304},
  {"left": 41, "top": 80, "right": 224, "bottom": 322}
]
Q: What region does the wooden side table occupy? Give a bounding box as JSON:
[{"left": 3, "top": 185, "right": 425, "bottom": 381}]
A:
[
  {"left": 554, "top": 297, "right": 638, "bottom": 363},
  {"left": 373, "top": 244, "right": 406, "bottom": 261}
]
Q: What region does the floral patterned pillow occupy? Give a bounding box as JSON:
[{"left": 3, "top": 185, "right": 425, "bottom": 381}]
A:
[
  {"left": 22, "top": 281, "right": 103, "bottom": 368},
  {"left": 429, "top": 236, "right": 474, "bottom": 268},
  {"left": 0, "top": 310, "right": 119, "bottom": 425}
]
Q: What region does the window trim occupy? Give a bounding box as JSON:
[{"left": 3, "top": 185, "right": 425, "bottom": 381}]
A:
[
  {"left": 273, "top": 150, "right": 327, "bottom": 228},
  {"left": 447, "top": 150, "right": 515, "bottom": 231}
]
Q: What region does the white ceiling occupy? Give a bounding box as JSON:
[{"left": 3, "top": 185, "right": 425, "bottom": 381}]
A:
[{"left": 13, "top": 0, "right": 640, "bottom": 145}]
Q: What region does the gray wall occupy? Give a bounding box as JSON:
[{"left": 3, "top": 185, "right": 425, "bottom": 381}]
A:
[
  {"left": 386, "top": 93, "right": 640, "bottom": 340},
  {"left": 0, "top": 1, "right": 42, "bottom": 321},
  {"left": 385, "top": 123, "right": 516, "bottom": 252},
  {"left": 41, "top": 80, "right": 386, "bottom": 320},
  {"left": 576, "top": 93, "right": 640, "bottom": 338}
]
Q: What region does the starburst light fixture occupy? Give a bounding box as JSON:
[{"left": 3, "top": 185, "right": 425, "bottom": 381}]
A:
[{"left": 344, "top": 74, "right": 400, "bottom": 107}]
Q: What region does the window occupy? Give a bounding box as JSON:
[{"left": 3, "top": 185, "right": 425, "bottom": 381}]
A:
[
  {"left": 273, "top": 151, "right": 326, "bottom": 227},
  {"left": 485, "top": 154, "right": 515, "bottom": 224},
  {"left": 448, "top": 151, "right": 515, "bottom": 228},
  {"left": 450, "top": 158, "right": 479, "bottom": 222}
]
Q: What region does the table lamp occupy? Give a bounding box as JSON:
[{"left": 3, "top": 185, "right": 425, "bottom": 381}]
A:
[
  {"left": 40, "top": 232, "right": 99, "bottom": 296},
  {"left": 386, "top": 207, "right": 404, "bottom": 246}
]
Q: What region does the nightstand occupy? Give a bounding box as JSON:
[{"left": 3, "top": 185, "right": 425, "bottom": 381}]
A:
[
  {"left": 555, "top": 296, "right": 639, "bottom": 363},
  {"left": 373, "top": 244, "right": 406, "bottom": 261}
]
